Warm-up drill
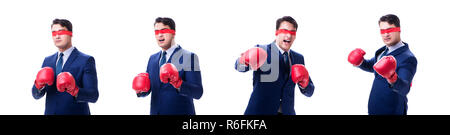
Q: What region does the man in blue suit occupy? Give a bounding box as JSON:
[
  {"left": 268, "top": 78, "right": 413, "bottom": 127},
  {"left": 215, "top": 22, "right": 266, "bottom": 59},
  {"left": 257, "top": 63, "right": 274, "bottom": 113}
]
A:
[
  {"left": 32, "top": 19, "right": 99, "bottom": 115},
  {"left": 235, "top": 16, "right": 315, "bottom": 115},
  {"left": 347, "top": 14, "right": 417, "bottom": 115},
  {"left": 132, "top": 17, "right": 203, "bottom": 115}
]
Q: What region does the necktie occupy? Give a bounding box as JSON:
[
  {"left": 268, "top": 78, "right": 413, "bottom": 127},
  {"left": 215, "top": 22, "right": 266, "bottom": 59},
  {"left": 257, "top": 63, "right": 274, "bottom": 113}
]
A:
[
  {"left": 283, "top": 52, "right": 289, "bottom": 65},
  {"left": 159, "top": 51, "right": 167, "bottom": 67},
  {"left": 56, "top": 53, "right": 64, "bottom": 75},
  {"left": 282, "top": 52, "right": 290, "bottom": 79}
]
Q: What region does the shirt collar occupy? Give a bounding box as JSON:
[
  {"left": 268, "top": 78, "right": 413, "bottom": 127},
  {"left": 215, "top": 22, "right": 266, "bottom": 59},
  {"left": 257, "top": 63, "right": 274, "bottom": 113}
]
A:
[
  {"left": 386, "top": 41, "right": 404, "bottom": 53},
  {"left": 58, "top": 46, "right": 75, "bottom": 57},
  {"left": 275, "top": 41, "right": 290, "bottom": 55},
  {"left": 162, "top": 41, "right": 178, "bottom": 57}
]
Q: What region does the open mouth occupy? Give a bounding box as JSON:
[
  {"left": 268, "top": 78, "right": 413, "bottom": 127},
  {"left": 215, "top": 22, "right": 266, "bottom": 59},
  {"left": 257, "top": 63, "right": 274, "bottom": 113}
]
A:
[
  {"left": 159, "top": 39, "right": 165, "bottom": 42},
  {"left": 283, "top": 40, "right": 291, "bottom": 44}
]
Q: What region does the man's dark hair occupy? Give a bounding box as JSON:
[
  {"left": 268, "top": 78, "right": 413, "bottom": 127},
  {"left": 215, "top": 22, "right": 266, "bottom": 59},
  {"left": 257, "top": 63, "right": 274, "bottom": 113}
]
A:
[
  {"left": 51, "top": 19, "right": 73, "bottom": 32},
  {"left": 154, "top": 17, "right": 176, "bottom": 30},
  {"left": 276, "top": 16, "right": 298, "bottom": 31},
  {"left": 378, "top": 14, "right": 400, "bottom": 27}
]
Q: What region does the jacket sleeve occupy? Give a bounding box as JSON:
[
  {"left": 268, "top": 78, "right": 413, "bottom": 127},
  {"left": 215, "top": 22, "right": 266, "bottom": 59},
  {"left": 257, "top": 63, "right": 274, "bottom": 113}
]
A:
[
  {"left": 75, "top": 57, "right": 99, "bottom": 103},
  {"left": 235, "top": 58, "right": 250, "bottom": 72},
  {"left": 32, "top": 85, "right": 46, "bottom": 99},
  {"left": 299, "top": 77, "right": 314, "bottom": 97},
  {"left": 391, "top": 56, "right": 417, "bottom": 96},
  {"left": 358, "top": 57, "right": 376, "bottom": 73},
  {"left": 178, "top": 53, "right": 203, "bottom": 99}
]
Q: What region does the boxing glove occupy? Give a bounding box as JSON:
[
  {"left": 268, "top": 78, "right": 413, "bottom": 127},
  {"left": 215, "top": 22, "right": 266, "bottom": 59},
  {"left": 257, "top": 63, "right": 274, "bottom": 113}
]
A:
[
  {"left": 132, "top": 73, "right": 151, "bottom": 93},
  {"left": 160, "top": 63, "right": 183, "bottom": 89},
  {"left": 239, "top": 47, "right": 267, "bottom": 70},
  {"left": 373, "top": 55, "right": 398, "bottom": 84},
  {"left": 348, "top": 48, "right": 366, "bottom": 66},
  {"left": 34, "top": 67, "right": 55, "bottom": 90},
  {"left": 291, "top": 64, "right": 309, "bottom": 88},
  {"left": 56, "top": 72, "right": 79, "bottom": 96}
]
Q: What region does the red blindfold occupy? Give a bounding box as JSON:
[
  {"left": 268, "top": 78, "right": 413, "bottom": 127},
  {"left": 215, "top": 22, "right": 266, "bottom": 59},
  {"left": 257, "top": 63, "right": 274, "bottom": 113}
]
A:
[
  {"left": 52, "top": 30, "right": 72, "bottom": 36},
  {"left": 380, "top": 27, "right": 401, "bottom": 34},
  {"left": 155, "top": 29, "right": 176, "bottom": 35},
  {"left": 276, "top": 29, "right": 296, "bottom": 36}
]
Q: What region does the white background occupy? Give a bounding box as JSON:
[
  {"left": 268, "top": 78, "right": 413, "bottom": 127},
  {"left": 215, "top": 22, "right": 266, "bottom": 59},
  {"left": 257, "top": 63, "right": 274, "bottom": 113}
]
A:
[{"left": 0, "top": 0, "right": 449, "bottom": 115}]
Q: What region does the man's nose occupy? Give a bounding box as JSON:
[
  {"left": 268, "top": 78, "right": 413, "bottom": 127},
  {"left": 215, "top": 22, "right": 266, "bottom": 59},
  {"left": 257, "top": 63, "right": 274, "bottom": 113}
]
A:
[{"left": 285, "top": 33, "right": 292, "bottom": 38}]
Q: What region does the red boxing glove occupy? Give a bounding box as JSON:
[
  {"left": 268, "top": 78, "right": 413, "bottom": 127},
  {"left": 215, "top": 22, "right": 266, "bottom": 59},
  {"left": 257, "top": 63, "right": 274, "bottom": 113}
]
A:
[
  {"left": 132, "top": 73, "right": 151, "bottom": 93},
  {"left": 56, "top": 72, "right": 79, "bottom": 97},
  {"left": 159, "top": 63, "right": 183, "bottom": 89},
  {"left": 348, "top": 48, "right": 366, "bottom": 66},
  {"left": 34, "top": 67, "right": 55, "bottom": 90},
  {"left": 239, "top": 47, "right": 267, "bottom": 70},
  {"left": 373, "top": 55, "right": 398, "bottom": 84},
  {"left": 291, "top": 64, "right": 310, "bottom": 88}
]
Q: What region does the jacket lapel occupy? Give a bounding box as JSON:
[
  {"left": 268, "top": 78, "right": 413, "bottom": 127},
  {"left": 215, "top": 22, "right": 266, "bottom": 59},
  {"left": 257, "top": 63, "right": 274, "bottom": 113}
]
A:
[
  {"left": 375, "top": 46, "right": 387, "bottom": 58},
  {"left": 49, "top": 52, "right": 58, "bottom": 76},
  {"left": 154, "top": 51, "right": 162, "bottom": 89},
  {"left": 167, "top": 45, "right": 182, "bottom": 63},
  {"left": 376, "top": 42, "right": 409, "bottom": 58},
  {"left": 388, "top": 42, "right": 409, "bottom": 57},
  {"left": 62, "top": 47, "right": 79, "bottom": 72}
]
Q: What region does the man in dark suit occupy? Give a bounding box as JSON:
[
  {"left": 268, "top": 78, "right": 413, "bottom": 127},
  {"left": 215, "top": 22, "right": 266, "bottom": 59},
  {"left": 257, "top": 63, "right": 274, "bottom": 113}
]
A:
[
  {"left": 132, "top": 17, "right": 203, "bottom": 115},
  {"left": 32, "top": 19, "right": 99, "bottom": 115},
  {"left": 347, "top": 14, "right": 417, "bottom": 115},
  {"left": 235, "top": 16, "right": 315, "bottom": 115}
]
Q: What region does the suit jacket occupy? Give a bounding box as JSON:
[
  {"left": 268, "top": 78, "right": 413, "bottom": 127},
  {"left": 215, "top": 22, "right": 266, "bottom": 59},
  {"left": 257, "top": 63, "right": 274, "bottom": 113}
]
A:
[
  {"left": 235, "top": 41, "right": 315, "bottom": 115},
  {"left": 32, "top": 47, "right": 99, "bottom": 115},
  {"left": 359, "top": 42, "right": 417, "bottom": 115},
  {"left": 138, "top": 45, "right": 203, "bottom": 115}
]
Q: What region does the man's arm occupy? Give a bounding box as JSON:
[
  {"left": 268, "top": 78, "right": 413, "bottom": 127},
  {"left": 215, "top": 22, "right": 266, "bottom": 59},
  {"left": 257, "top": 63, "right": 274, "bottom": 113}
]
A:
[
  {"left": 177, "top": 53, "right": 203, "bottom": 99},
  {"left": 391, "top": 57, "right": 417, "bottom": 96},
  {"left": 358, "top": 57, "right": 376, "bottom": 73},
  {"left": 75, "top": 57, "right": 99, "bottom": 103}
]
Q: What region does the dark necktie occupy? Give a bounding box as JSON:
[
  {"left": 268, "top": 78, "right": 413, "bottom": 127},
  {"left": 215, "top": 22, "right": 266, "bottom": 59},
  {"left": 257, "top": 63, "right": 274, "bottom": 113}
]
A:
[
  {"left": 56, "top": 53, "right": 64, "bottom": 75},
  {"left": 282, "top": 52, "right": 290, "bottom": 79},
  {"left": 159, "top": 51, "right": 167, "bottom": 67}
]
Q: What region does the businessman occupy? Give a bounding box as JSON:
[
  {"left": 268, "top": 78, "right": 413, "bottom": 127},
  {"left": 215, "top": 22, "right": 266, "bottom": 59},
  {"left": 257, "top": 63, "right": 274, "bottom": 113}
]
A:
[
  {"left": 348, "top": 14, "right": 417, "bottom": 115},
  {"left": 32, "top": 19, "right": 99, "bottom": 115},
  {"left": 235, "top": 16, "right": 315, "bottom": 115},
  {"left": 132, "top": 17, "right": 203, "bottom": 115}
]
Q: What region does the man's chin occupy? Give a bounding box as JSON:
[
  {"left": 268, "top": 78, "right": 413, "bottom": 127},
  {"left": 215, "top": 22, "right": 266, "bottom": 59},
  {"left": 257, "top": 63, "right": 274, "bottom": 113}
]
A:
[
  {"left": 55, "top": 44, "right": 65, "bottom": 49},
  {"left": 384, "top": 42, "right": 395, "bottom": 46},
  {"left": 280, "top": 44, "right": 292, "bottom": 51},
  {"left": 159, "top": 44, "right": 170, "bottom": 49}
]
